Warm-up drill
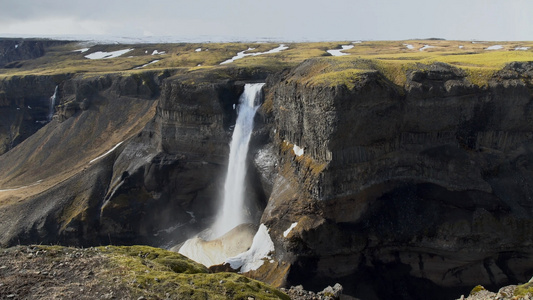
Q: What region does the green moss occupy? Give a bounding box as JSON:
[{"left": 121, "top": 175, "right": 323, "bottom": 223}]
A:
[
  {"left": 100, "top": 245, "right": 289, "bottom": 300},
  {"left": 470, "top": 285, "right": 486, "bottom": 295},
  {"left": 514, "top": 282, "right": 533, "bottom": 297}
]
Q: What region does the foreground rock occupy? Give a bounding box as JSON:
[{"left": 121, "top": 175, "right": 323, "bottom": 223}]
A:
[
  {"left": 0, "top": 245, "right": 289, "bottom": 300},
  {"left": 456, "top": 278, "right": 533, "bottom": 300}
]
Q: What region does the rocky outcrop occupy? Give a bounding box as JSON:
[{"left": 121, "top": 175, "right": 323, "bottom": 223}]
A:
[
  {"left": 0, "top": 38, "right": 72, "bottom": 67},
  {"left": 0, "top": 74, "right": 69, "bottom": 154},
  {"left": 260, "top": 60, "right": 533, "bottom": 300}
]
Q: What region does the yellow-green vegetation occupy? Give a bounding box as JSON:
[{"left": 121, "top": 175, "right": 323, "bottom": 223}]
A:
[
  {"left": 100, "top": 245, "right": 289, "bottom": 300},
  {"left": 514, "top": 282, "right": 533, "bottom": 297},
  {"left": 24, "top": 245, "right": 288, "bottom": 300},
  {"left": 470, "top": 285, "right": 486, "bottom": 295},
  {"left": 1, "top": 40, "right": 533, "bottom": 87}
]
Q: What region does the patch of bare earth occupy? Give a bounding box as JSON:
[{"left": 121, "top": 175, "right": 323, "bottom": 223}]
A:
[{"left": 0, "top": 246, "right": 131, "bottom": 299}]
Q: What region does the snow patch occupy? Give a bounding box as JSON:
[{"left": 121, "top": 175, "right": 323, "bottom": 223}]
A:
[
  {"left": 186, "top": 211, "right": 196, "bottom": 223},
  {"left": 89, "top": 141, "right": 124, "bottom": 164},
  {"left": 85, "top": 48, "right": 133, "bottom": 59},
  {"left": 403, "top": 44, "right": 414, "bottom": 50},
  {"left": 134, "top": 60, "right": 160, "bottom": 69},
  {"left": 419, "top": 45, "right": 435, "bottom": 51},
  {"left": 353, "top": 41, "right": 362, "bottom": 44},
  {"left": 459, "top": 45, "right": 464, "bottom": 49},
  {"left": 152, "top": 50, "right": 166, "bottom": 55},
  {"left": 153, "top": 224, "right": 184, "bottom": 236},
  {"left": 485, "top": 45, "right": 503, "bottom": 50},
  {"left": 225, "top": 224, "right": 275, "bottom": 273},
  {"left": 283, "top": 222, "right": 298, "bottom": 237},
  {"left": 220, "top": 44, "right": 289, "bottom": 64},
  {"left": 327, "top": 45, "right": 354, "bottom": 56},
  {"left": 73, "top": 48, "right": 90, "bottom": 53},
  {"left": 293, "top": 144, "right": 304, "bottom": 156},
  {"left": 15, "top": 44, "right": 19, "bottom": 49},
  {"left": 515, "top": 46, "right": 530, "bottom": 51},
  {"left": 0, "top": 180, "right": 42, "bottom": 193},
  {"left": 195, "top": 48, "right": 202, "bottom": 52}
]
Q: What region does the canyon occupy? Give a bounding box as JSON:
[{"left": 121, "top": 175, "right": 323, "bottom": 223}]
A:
[{"left": 1, "top": 39, "right": 533, "bottom": 299}]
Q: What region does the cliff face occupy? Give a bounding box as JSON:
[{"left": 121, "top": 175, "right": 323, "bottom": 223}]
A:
[
  {"left": 0, "top": 68, "right": 269, "bottom": 248},
  {"left": 0, "top": 39, "right": 72, "bottom": 68},
  {"left": 0, "top": 74, "right": 70, "bottom": 154},
  {"left": 261, "top": 60, "right": 533, "bottom": 299}
]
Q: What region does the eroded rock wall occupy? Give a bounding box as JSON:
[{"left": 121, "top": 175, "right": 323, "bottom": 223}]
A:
[{"left": 262, "top": 60, "right": 533, "bottom": 300}]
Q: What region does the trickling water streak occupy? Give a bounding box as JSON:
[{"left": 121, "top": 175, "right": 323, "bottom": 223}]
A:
[
  {"left": 48, "top": 86, "right": 58, "bottom": 121},
  {"left": 211, "top": 83, "right": 264, "bottom": 239}
]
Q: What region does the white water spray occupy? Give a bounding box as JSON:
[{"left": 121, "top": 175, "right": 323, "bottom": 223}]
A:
[
  {"left": 210, "top": 83, "right": 264, "bottom": 239},
  {"left": 48, "top": 86, "right": 57, "bottom": 121}
]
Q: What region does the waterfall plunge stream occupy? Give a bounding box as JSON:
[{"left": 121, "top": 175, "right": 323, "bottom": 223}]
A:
[
  {"left": 178, "top": 83, "right": 265, "bottom": 266},
  {"left": 211, "top": 83, "right": 264, "bottom": 239}
]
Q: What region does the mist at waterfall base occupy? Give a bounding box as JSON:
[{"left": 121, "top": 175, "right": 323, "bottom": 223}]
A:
[{"left": 178, "top": 83, "right": 267, "bottom": 267}]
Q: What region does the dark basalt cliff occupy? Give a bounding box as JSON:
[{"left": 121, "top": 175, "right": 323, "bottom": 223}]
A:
[
  {"left": 260, "top": 60, "right": 533, "bottom": 299},
  {"left": 2, "top": 56, "right": 533, "bottom": 300},
  {"left": 0, "top": 39, "right": 72, "bottom": 68}
]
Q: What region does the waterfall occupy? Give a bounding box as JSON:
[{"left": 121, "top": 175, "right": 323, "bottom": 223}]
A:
[
  {"left": 211, "top": 83, "right": 264, "bottom": 239},
  {"left": 48, "top": 86, "right": 58, "bottom": 121}
]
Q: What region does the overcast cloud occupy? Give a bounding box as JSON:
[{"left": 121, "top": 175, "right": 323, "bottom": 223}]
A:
[{"left": 0, "top": 0, "right": 531, "bottom": 41}]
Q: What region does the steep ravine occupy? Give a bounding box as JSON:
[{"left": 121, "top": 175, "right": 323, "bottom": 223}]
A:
[{"left": 2, "top": 59, "right": 533, "bottom": 300}]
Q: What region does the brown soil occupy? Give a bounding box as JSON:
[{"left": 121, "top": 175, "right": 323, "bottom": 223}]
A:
[{"left": 0, "top": 246, "right": 131, "bottom": 300}]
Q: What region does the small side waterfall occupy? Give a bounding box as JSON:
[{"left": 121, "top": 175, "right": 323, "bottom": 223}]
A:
[
  {"left": 211, "top": 83, "right": 264, "bottom": 239},
  {"left": 48, "top": 86, "right": 58, "bottom": 121}
]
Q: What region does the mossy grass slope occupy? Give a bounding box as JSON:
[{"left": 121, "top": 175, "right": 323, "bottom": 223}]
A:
[{"left": 26, "top": 245, "right": 289, "bottom": 300}]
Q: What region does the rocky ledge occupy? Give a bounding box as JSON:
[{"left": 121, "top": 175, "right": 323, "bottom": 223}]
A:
[{"left": 0, "top": 245, "right": 289, "bottom": 300}]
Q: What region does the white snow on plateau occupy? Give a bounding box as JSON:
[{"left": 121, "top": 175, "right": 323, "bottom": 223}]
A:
[
  {"left": 85, "top": 49, "right": 133, "bottom": 59},
  {"left": 293, "top": 145, "right": 304, "bottom": 156},
  {"left": 195, "top": 48, "right": 202, "bottom": 52},
  {"left": 73, "top": 48, "right": 90, "bottom": 53},
  {"left": 152, "top": 50, "right": 166, "bottom": 55},
  {"left": 485, "top": 45, "right": 504, "bottom": 50},
  {"left": 225, "top": 224, "right": 275, "bottom": 273},
  {"left": 459, "top": 45, "right": 464, "bottom": 49},
  {"left": 283, "top": 222, "right": 298, "bottom": 237},
  {"left": 327, "top": 45, "right": 354, "bottom": 56},
  {"left": 515, "top": 47, "right": 530, "bottom": 51},
  {"left": 404, "top": 44, "right": 414, "bottom": 50},
  {"left": 419, "top": 45, "right": 435, "bottom": 51},
  {"left": 15, "top": 44, "right": 19, "bottom": 49},
  {"left": 89, "top": 141, "right": 124, "bottom": 164},
  {"left": 134, "top": 60, "right": 160, "bottom": 69},
  {"left": 220, "top": 44, "right": 289, "bottom": 64}
]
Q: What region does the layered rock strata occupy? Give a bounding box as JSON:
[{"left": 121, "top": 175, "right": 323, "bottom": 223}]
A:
[{"left": 260, "top": 60, "right": 533, "bottom": 300}]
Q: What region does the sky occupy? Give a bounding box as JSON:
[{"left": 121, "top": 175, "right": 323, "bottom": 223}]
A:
[{"left": 0, "top": 0, "right": 532, "bottom": 42}]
